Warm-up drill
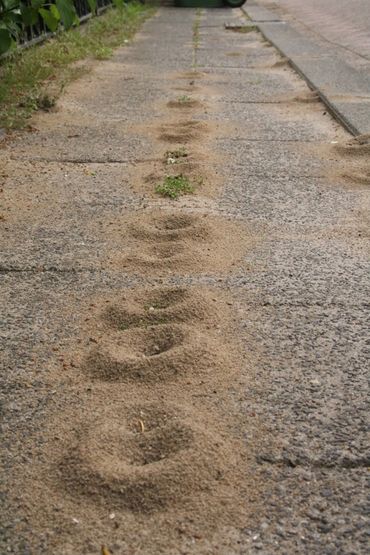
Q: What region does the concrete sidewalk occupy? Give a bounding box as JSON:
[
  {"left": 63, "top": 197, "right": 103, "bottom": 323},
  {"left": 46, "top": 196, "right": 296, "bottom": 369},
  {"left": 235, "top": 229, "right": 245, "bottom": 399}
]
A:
[
  {"left": 0, "top": 7, "right": 369, "bottom": 555},
  {"left": 244, "top": 1, "right": 370, "bottom": 135}
]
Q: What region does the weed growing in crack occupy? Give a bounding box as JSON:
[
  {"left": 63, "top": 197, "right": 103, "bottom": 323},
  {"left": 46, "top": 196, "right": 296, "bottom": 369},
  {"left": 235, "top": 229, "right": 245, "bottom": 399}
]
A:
[
  {"left": 240, "top": 25, "right": 257, "bottom": 33},
  {"left": 225, "top": 25, "right": 257, "bottom": 34},
  {"left": 155, "top": 175, "right": 194, "bottom": 199},
  {"left": 178, "top": 95, "right": 191, "bottom": 103},
  {"left": 192, "top": 8, "right": 202, "bottom": 68}
]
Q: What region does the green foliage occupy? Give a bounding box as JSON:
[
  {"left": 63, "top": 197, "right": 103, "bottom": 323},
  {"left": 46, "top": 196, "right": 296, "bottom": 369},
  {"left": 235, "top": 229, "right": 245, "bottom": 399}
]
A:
[
  {"left": 178, "top": 95, "right": 191, "bottom": 103},
  {"left": 226, "top": 25, "right": 257, "bottom": 33},
  {"left": 0, "top": 0, "right": 79, "bottom": 55},
  {"left": 112, "top": 0, "right": 124, "bottom": 9},
  {"left": 55, "top": 0, "right": 78, "bottom": 29},
  {"left": 94, "top": 44, "right": 113, "bottom": 59},
  {"left": 0, "top": 2, "right": 154, "bottom": 128},
  {"left": 0, "top": 27, "right": 12, "bottom": 54},
  {"left": 86, "top": 0, "right": 97, "bottom": 14},
  {"left": 0, "top": 0, "right": 22, "bottom": 53},
  {"left": 39, "top": 6, "right": 60, "bottom": 32},
  {"left": 21, "top": 6, "right": 39, "bottom": 26},
  {"left": 155, "top": 175, "right": 194, "bottom": 199}
]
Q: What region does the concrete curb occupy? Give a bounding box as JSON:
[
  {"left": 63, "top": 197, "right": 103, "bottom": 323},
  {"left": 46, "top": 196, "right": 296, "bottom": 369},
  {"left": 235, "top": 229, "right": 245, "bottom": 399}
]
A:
[{"left": 242, "top": 1, "right": 370, "bottom": 136}]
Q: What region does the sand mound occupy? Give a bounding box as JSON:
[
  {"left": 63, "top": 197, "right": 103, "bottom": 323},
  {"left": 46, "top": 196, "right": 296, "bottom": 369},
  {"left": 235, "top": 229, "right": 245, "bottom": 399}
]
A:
[
  {"left": 116, "top": 210, "right": 254, "bottom": 275},
  {"left": 103, "top": 286, "right": 216, "bottom": 329},
  {"left": 174, "top": 71, "right": 206, "bottom": 80},
  {"left": 171, "top": 84, "right": 201, "bottom": 93},
  {"left": 341, "top": 169, "right": 370, "bottom": 186},
  {"left": 151, "top": 242, "right": 185, "bottom": 259},
  {"left": 122, "top": 242, "right": 189, "bottom": 270},
  {"left": 84, "top": 323, "right": 223, "bottom": 382},
  {"left": 158, "top": 120, "right": 209, "bottom": 144},
  {"left": 291, "top": 91, "right": 320, "bottom": 103},
  {"left": 334, "top": 134, "right": 370, "bottom": 157},
  {"left": 167, "top": 100, "right": 202, "bottom": 110},
  {"left": 271, "top": 57, "right": 289, "bottom": 68},
  {"left": 60, "top": 404, "right": 234, "bottom": 513},
  {"left": 129, "top": 213, "right": 210, "bottom": 242}
]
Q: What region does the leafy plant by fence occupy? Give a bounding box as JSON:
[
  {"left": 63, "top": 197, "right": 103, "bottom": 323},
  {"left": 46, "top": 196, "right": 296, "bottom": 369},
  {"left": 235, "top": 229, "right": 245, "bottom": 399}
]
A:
[
  {"left": 0, "top": 0, "right": 125, "bottom": 54},
  {"left": 0, "top": 1, "right": 151, "bottom": 129}
]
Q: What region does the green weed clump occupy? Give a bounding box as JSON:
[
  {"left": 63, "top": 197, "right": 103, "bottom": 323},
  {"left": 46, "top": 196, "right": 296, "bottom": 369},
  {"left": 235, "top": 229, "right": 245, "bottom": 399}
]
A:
[
  {"left": 178, "top": 95, "right": 191, "bottom": 103},
  {"left": 155, "top": 175, "right": 194, "bottom": 199},
  {"left": 235, "top": 25, "right": 257, "bottom": 33},
  {"left": 0, "top": 3, "right": 154, "bottom": 129}
]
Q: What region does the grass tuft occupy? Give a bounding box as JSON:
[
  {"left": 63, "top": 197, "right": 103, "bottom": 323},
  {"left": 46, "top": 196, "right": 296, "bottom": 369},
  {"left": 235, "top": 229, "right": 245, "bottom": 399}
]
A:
[
  {"left": 36, "top": 93, "right": 57, "bottom": 111},
  {"left": 226, "top": 25, "right": 258, "bottom": 34},
  {"left": 178, "top": 95, "right": 191, "bottom": 103},
  {"left": 0, "top": 3, "right": 154, "bottom": 130},
  {"left": 155, "top": 175, "right": 195, "bottom": 199},
  {"left": 192, "top": 8, "right": 202, "bottom": 68}
]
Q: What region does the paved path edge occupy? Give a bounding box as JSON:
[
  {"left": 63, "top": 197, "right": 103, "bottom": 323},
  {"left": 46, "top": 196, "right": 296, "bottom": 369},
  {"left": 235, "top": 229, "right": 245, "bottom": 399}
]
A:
[{"left": 242, "top": 1, "right": 370, "bottom": 136}]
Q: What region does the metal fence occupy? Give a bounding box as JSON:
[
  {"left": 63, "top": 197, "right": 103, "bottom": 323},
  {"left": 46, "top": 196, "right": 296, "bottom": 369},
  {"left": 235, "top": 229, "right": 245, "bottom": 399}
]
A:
[{"left": 20, "top": 0, "right": 114, "bottom": 49}]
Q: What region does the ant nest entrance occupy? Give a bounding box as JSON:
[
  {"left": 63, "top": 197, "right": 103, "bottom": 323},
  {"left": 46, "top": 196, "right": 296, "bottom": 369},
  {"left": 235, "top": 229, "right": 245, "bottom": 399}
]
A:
[
  {"left": 150, "top": 242, "right": 185, "bottom": 260},
  {"left": 154, "top": 213, "right": 195, "bottom": 230},
  {"left": 128, "top": 212, "right": 210, "bottom": 242},
  {"left": 60, "top": 404, "right": 233, "bottom": 513}
]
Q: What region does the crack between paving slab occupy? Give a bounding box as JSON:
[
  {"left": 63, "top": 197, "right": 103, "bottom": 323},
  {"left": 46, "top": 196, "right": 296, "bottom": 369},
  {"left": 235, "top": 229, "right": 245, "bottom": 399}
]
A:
[
  {"left": 9, "top": 157, "right": 130, "bottom": 164},
  {"left": 224, "top": 172, "right": 326, "bottom": 179},
  {"left": 0, "top": 266, "right": 99, "bottom": 274},
  {"left": 244, "top": 301, "right": 370, "bottom": 308},
  {"left": 224, "top": 137, "right": 321, "bottom": 143},
  {"left": 222, "top": 100, "right": 295, "bottom": 105},
  {"left": 201, "top": 66, "right": 272, "bottom": 70},
  {"left": 192, "top": 8, "right": 202, "bottom": 69},
  {"left": 250, "top": 20, "right": 282, "bottom": 24},
  {"left": 256, "top": 453, "right": 370, "bottom": 470},
  {"left": 9, "top": 157, "right": 161, "bottom": 165}
]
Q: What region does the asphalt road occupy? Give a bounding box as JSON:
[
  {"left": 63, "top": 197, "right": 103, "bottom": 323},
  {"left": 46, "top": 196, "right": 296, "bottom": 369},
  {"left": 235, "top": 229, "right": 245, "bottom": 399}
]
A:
[{"left": 258, "top": 0, "right": 370, "bottom": 71}]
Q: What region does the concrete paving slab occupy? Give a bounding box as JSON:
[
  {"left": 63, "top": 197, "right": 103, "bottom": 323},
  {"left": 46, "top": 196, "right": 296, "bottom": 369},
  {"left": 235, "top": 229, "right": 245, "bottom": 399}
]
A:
[
  {"left": 203, "top": 67, "right": 308, "bottom": 102},
  {"left": 11, "top": 123, "right": 153, "bottom": 163},
  {"left": 206, "top": 102, "right": 338, "bottom": 141},
  {"left": 217, "top": 137, "right": 324, "bottom": 176},
  {"left": 220, "top": 173, "right": 361, "bottom": 226}
]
